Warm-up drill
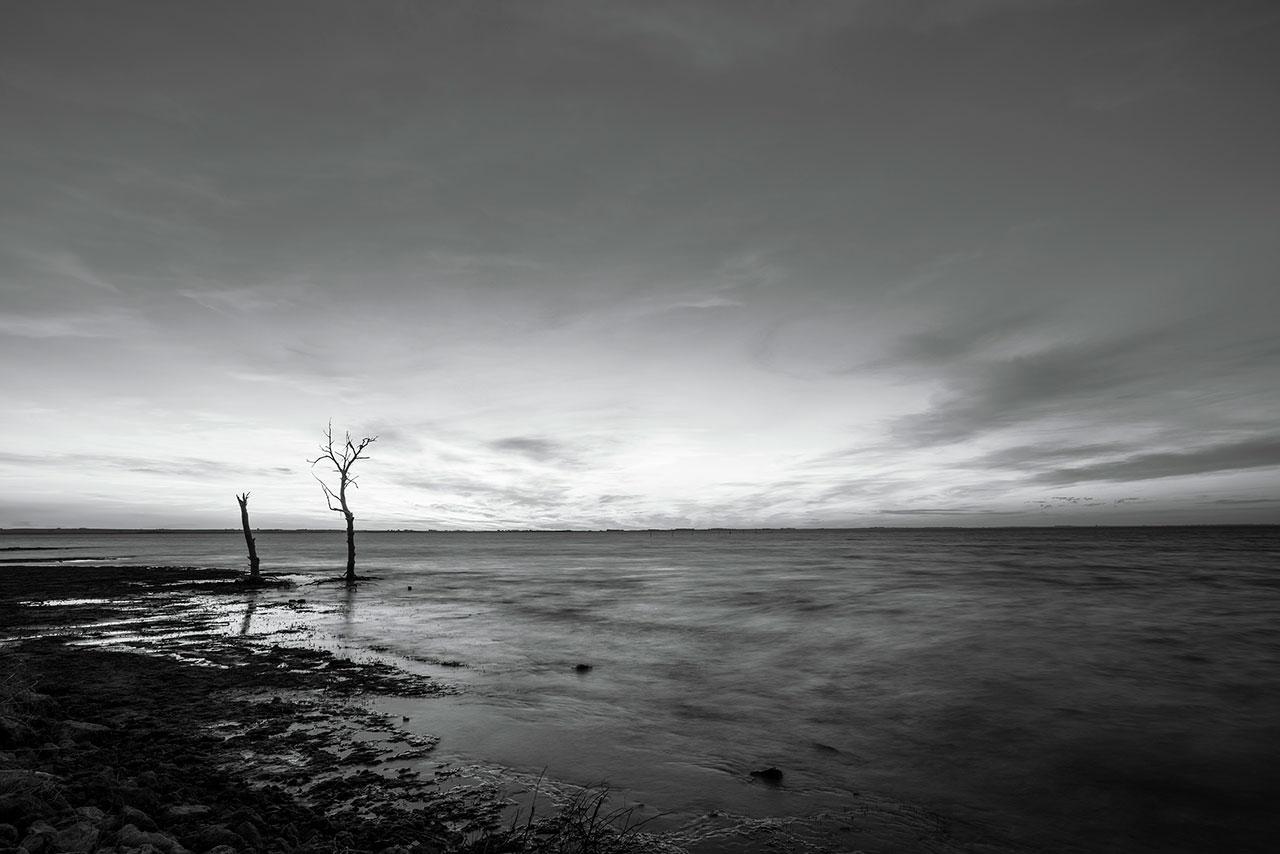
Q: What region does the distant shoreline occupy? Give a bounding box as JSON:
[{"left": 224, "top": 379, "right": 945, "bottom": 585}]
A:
[{"left": 3, "top": 523, "right": 1276, "bottom": 534}]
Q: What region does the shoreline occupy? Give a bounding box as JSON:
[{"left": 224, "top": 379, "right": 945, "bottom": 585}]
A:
[{"left": 0, "top": 565, "right": 680, "bottom": 854}]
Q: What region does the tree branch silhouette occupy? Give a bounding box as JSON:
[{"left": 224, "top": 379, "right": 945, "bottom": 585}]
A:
[{"left": 309, "top": 421, "right": 377, "bottom": 587}]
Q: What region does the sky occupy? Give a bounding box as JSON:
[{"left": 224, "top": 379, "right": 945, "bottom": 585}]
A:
[{"left": 2, "top": 0, "right": 1278, "bottom": 529}]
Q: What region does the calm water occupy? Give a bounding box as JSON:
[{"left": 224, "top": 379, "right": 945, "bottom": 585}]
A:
[{"left": 5, "top": 527, "right": 1280, "bottom": 852}]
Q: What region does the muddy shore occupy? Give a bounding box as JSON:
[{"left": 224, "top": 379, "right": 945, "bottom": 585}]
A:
[{"left": 0, "top": 565, "right": 679, "bottom": 854}]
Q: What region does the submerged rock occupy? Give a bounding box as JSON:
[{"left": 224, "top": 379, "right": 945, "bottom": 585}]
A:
[{"left": 750, "top": 767, "right": 784, "bottom": 784}]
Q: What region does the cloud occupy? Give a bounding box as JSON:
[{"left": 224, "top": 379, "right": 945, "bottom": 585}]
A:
[
  {"left": 1206, "top": 497, "right": 1280, "bottom": 506},
  {"left": 892, "top": 330, "right": 1176, "bottom": 446},
  {"left": 553, "top": 0, "right": 1069, "bottom": 68},
  {"left": 488, "top": 436, "right": 577, "bottom": 464},
  {"left": 24, "top": 249, "right": 120, "bottom": 293},
  {"left": 0, "top": 451, "right": 295, "bottom": 481},
  {"left": 1032, "top": 436, "right": 1280, "bottom": 485},
  {"left": 886, "top": 308, "right": 1043, "bottom": 368},
  {"left": 0, "top": 310, "right": 134, "bottom": 339},
  {"left": 179, "top": 279, "right": 315, "bottom": 315},
  {"left": 971, "top": 441, "right": 1134, "bottom": 470},
  {"left": 414, "top": 476, "right": 573, "bottom": 510},
  {"left": 880, "top": 507, "right": 989, "bottom": 515}
]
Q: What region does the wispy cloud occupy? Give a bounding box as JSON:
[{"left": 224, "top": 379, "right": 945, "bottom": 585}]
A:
[
  {"left": 179, "top": 279, "right": 315, "bottom": 315},
  {"left": 0, "top": 451, "right": 296, "bottom": 481},
  {"left": 0, "top": 309, "right": 139, "bottom": 339},
  {"left": 488, "top": 436, "right": 573, "bottom": 462},
  {"left": 1032, "top": 436, "right": 1280, "bottom": 485},
  {"left": 4, "top": 246, "right": 122, "bottom": 294},
  {"left": 892, "top": 330, "right": 1176, "bottom": 446},
  {"left": 1205, "top": 497, "right": 1280, "bottom": 506}
]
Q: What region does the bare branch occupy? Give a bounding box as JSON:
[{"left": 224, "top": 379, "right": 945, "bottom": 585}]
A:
[{"left": 312, "top": 474, "right": 344, "bottom": 513}]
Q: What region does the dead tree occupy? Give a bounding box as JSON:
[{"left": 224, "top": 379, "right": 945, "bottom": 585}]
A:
[
  {"left": 236, "top": 492, "right": 261, "bottom": 579},
  {"left": 309, "top": 422, "right": 377, "bottom": 586}
]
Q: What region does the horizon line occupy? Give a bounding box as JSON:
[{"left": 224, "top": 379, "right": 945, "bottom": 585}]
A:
[{"left": 3, "top": 523, "right": 1276, "bottom": 534}]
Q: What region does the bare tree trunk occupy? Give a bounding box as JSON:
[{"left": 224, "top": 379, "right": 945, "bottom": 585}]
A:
[
  {"left": 310, "top": 422, "right": 376, "bottom": 589},
  {"left": 344, "top": 511, "right": 356, "bottom": 586},
  {"left": 236, "top": 492, "right": 261, "bottom": 579}
]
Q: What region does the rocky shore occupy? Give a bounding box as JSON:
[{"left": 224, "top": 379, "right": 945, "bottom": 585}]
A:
[{"left": 0, "top": 566, "right": 680, "bottom": 854}]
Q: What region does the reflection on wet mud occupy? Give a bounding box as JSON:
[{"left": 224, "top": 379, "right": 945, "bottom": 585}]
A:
[
  {"left": 239, "top": 591, "right": 260, "bottom": 636},
  {"left": 342, "top": 584, "right": 357, "bottom": 630}
]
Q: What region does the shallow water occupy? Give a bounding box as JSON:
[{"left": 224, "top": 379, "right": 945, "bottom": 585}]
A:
[{"left": 5, "top": 527, "right": 1279, "bottom": 852}]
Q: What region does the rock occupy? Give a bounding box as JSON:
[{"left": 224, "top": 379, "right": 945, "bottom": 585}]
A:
[
  {"left": 0, "top": 718, "right": 37, "bottom": 749},
  {"left": 18, "top": 820, "right": 57, "bottom": 854},
  {"left": 222, "top": 809, "right": 260, "bottom": 830},
  {"left": 0, "top": 792, "right": 59, "bottom": 825},
  {"left": 0, "top": 770, "right": 61, "bottom": 786},
  {"left": 117, "top": 824, "right": 186, "bottom": 854},
  {"left": 120, "top": 807, "right": 157, "bottom": 832},
  {"left": 60, "top": 722, "right": 110, "bottom": 744},
  {"left": 73, "top": 807, "right": 105, "bottom": 824},
  {"left": 184, "top": 824, "right": 244, "bottom": 852},
  {"left": 166, "top": 806, "right": 211, "bottom": 820},
  {"left": 749, "top": 767, "right": 784, "bottom": 784},
  {"left": 232, "top": 822, "right": 261, "bottom": 850},
  {"left": 205, "top": 846, "right": 238, "bottom": 854},
  {"left": 9, "top": 692, "right": 53, "bottom": 713},
  {"left": 118, "top": 786, "right": 161, "bottom": 815},
  {"left": 52, "top": 821, "right": 99, "bottom": 853},
  {"left": 573, "top": 663, "right": 592, "bottom": 673}
]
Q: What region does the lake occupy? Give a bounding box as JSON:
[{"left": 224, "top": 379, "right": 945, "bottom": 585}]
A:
[{"left": 5, "top": 526, "right": 1279, "bottom": 852}]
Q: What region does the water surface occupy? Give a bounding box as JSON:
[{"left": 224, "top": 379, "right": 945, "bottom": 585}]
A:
[{"left": 5, "top": 527, "right": 1278, "bottom": 852}]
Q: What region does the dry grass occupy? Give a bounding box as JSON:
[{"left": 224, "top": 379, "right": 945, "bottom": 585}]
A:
[{"left": 467, "top": 776, "right": 684, "bottom": 854}]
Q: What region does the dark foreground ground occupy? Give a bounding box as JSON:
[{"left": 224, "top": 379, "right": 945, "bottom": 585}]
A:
[{"left": 0, "top": 566, "right": 679, "bottom": 854}]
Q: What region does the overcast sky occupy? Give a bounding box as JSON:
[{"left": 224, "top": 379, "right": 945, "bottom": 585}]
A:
[{"left": 2, "top": 0, "right": 1278, "bottom": 529}]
